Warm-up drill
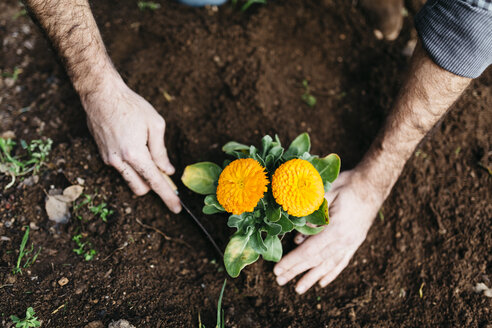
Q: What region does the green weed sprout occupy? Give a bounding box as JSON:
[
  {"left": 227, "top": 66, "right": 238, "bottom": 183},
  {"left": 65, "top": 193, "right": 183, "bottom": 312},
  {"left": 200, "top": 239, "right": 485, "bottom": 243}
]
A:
[
  {"left": 10, "top": 307, "right": 41, "bottom": 328},
  {"left": 0, "top": 138, "right": 52, "bottom": 189},
  {"left": 199, "top": 279, "right": 227, "bottom": 328},
  {"left": 301, "top": 79, "right": 316, "bottom": 107},
  {"left": 72, "top": 234, "right": 97, "bottom": 261},
  {"left": 13, "top": 227, "right": 41, "bottom": 275},
  {"left": 2, "top": 67, "right": 23, "bottom": 81},
  {"left": 138, "top": 1, "right": 161, "bottom": 10},
  {"left": 74, "top": 193, "right": 114, "bottom": 222},
  {"left": 232, "top": 0, "right": 267, "bottom": 11},
  {"left": 90, "top": 202, "right": 114, "bottom": 223}
]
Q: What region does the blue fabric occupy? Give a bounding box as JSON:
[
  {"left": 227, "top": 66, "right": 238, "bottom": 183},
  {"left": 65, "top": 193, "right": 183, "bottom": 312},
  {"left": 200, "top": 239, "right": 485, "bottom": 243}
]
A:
[
  {"left": 415, "top": 0, "right": 492, "bottom": 78},
  {"left": 463, "top": 0, "right": 492, "bottom": 11},
  {"left": 177, "top": 0, "right": 227, "bottom": 6}
]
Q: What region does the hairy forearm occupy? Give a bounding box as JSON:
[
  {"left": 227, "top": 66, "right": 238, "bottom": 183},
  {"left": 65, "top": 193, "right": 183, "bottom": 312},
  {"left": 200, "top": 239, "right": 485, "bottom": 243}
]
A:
[
  {"left": 356, "top": 42, "right": 471, "bottom": 201},
  {"left": 24, "top": 0, "right": 119, "bottom": 100}
]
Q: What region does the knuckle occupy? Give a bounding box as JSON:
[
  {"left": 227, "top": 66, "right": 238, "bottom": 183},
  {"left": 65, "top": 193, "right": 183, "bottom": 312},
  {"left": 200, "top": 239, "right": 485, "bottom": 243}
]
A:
[
  {"left": 107, "top": 154, "right": 120, "bottom": 167},
  {"left": 134, "top": 186, "right": 149, "bottom": 196},
  {"left": 154, "top": 118, "right": 166, "bottom": 131},
  {"left": 122, "top": 149, "right": 138, "bottom": 162}
]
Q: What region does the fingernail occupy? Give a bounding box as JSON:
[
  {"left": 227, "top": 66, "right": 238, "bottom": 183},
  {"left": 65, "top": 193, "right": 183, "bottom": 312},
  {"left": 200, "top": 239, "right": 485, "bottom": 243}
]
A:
[
  {"left": 277, "top": 277, "right": 287, "bottom": 286},
  {"left": 274, "top": 267, "right": 284, "bottom": 275},
  {"left": 296, "top": 285, "right": 306, "bottom": 294},
  {"left": 319, "top": 281, "right": 327, "bottom": 288},
  {"left": 166, "top": 163, "right": 175, "bottom": 174},
  {"left": 172, "top": 204, "right": 182, "bottom": 214}
]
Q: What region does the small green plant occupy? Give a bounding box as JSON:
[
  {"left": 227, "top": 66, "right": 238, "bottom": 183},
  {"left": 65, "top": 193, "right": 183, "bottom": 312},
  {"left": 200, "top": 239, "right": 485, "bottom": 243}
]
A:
[
  {"left": 73, "top": 194, "right": 92, "bottom": 219},
  {"left": 13, "top": 8, "right": 27, "bottom": 19},
  {"left": 0, "top": 138, "right": 52, "bottom": 189},
  {"left": 232, "top": 0, "right": 267, "bottom": 11},
  {"left": 74, "top": 193, "right": 114, "bottom": 222},
  {"left": 10, "top": 307, "right": 41, "bottom": 328},
  {"left": 198, "top": 279, "right": 227, "bottom": 328},
  {"left": 72, "top": 234, "right": 96, "bottom": 261},
  {"left": 301, "top": 79, "right": 316, "bottom": 107},
  {"left": 13, "top": 227, "right": 41, "bottom": 275},
  {"left": 2, "top": 67, "right": 23, "bottom": 81},
  {"left": 90, "top": 202, "right": 114, "bottom": 223},
  {"left": 182, "top": 133, "right": 340, "bottom": 277},
  {"left": 138, "top": 1, "right": 161, "bottom": 10}
]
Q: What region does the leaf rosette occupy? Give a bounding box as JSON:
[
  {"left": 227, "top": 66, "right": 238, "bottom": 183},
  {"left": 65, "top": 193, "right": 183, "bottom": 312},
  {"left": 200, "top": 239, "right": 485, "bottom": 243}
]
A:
[{"left": 181, "top": 133, "right": 340, "bottom": 277}]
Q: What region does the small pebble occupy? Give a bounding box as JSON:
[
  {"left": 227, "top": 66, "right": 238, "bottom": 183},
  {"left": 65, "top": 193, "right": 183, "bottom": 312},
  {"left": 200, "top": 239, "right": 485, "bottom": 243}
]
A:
[
  {"left": 108, "top": 319, "right": 136, "bottom": 328},
  {"left": 84, "top": 321, "right": 104, "bottom": 328},
  {"left": 373, "top": 29, "right": 384, "bottom": 40},
  {"left": 58, "top": 277, "right": 69, "bottom": 286}
]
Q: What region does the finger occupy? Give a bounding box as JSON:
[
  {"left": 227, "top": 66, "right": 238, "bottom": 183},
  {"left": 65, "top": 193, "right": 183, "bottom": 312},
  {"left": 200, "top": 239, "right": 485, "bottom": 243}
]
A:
[
  {"left": 274, "top": 247, "right": 306, "bottom": 276},
  {"left": 294, "top": 233, "right": 308, "bottom": 245},
  {"left": 319, "top": 254, "right": 352, "bottom": 287},
  {"left": 295, "top": 257, "right": 339, "bottom": 294},
  {"left": 110, "top": 157, "right": 150, "bottom": 196},
  {"left": 276, "top": 260, "right": 317, "bottom": 286},
  {"left": 125, "top": 150, "right": 181, "bottom": 213},
  {"left": 148, "top": 122, "right": 175, "bottom": 175}
]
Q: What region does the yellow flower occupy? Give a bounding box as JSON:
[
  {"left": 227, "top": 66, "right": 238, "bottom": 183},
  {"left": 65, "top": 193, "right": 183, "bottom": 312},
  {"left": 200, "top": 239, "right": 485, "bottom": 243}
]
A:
[
  {"left": 272, "top": 159, "right": 324, "bottom": 217},
  {"left": 217, "top": 158, "right": 269, "bottom": 215}
]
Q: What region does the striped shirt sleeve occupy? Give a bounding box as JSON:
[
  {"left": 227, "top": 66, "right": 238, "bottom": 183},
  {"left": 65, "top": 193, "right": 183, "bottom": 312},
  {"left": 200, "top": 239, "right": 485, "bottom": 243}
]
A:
[{"left": 415, "top": 0, "right": 492, "bottom": 78}]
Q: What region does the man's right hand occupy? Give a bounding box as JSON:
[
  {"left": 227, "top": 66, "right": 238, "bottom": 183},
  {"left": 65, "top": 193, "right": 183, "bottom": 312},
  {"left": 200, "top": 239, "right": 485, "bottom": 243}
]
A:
[{"left": 82, "top": 75, "right": 182, "bottom": 214}]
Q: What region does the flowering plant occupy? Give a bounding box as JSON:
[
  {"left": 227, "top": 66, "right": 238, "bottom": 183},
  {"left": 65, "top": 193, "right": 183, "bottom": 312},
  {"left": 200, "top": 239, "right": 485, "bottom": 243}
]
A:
[{"left": 181, "top": 133, "right": 340, "bottom": 277}]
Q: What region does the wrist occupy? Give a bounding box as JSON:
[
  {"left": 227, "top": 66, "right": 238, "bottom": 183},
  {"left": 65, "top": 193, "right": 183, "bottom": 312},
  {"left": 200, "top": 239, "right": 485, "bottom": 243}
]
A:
[
  {"left": 73, "top": 58, "right": 124, "bottom": 105},
  {"left": 352, "top": 145, "right": 404, "bottom": 203}
]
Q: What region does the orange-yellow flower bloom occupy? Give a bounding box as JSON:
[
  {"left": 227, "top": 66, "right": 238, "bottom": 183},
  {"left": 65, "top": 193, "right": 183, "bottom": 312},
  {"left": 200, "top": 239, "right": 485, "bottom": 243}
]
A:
[
  {"left": 216, "top": 158, "right": 269, "bottom": 215},
  {"left": 272, "top": 159, "right": 324, "bottom": 217}
]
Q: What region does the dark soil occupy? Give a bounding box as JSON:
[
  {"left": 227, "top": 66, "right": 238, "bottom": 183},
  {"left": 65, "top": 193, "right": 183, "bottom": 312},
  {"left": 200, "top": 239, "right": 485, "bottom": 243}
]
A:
[{"left": 1, "top": 0, "right": 491, "bottom": 327}]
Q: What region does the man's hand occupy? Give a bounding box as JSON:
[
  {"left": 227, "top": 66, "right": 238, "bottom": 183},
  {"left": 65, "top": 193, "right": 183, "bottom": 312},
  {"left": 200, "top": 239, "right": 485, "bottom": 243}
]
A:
[
  {"left": 274, "top": 170, "right": 382, "bottom": 294},
  {"left": 274, "top": 43, "right": 471, "bottom": 293},
  {"left": 24, "top": 0, "right": 182, "bottom": 213},
  {"left": 83, "top": 76, "right": 181, "bottom": 213}
]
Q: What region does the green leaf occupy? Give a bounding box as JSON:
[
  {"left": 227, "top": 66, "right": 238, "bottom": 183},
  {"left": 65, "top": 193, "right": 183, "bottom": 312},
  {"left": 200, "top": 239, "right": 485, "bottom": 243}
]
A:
[
  {"left": 290, "top": 216, "right": 306, "bottom": 226},
  {"left": 241, "top": 0, "right": 266, "bottom": 11},
  {"left": 203, "top": 205, "right": 223, "bottom": 215},
  {"left": 277, "top": 213, "right": 294, "bottom": 233},
  {"left": 305, "top": 199, "right": 329, "bottom": 225},
  {"left": 222, "top": 141, "right": 250, "bottom": 153},
  {"left": 249, "top": 229, "right": 267, "bottom": 253},
  {"left": 274, "top": 134, "right": 282, "bottom": 146},
  {"left": 224, "top": 233, "right": 259, "bottom": 278},
  {"left": 265, "top": 206, "right": 281, "bottom": 222},
  {"left": 216, "top": 279, "right": 227, "bottom": 328},
  {"left": 269, "top": 145, "right": 284, "bottom": 159},
  {"left": 295, "top": 225, "right": 324, "bottom": 235},
  {"left": 284, "top": 133, "right": 311, "bottom": 159},
  {"left": 265, "top": 154, "right": 275, "bottom": 167},
  {"left": 204, "top": 194, "right": 225, "bottom": 212},
  {"left": 227, "top": 215, "right": 243, "bottom": 229},
  {"left": 263, "top": 217, "right": 282, "bottom": 236},
  {"left": 181, "top": 162, "right": 222, "bottom": 195},
  {"left": 262, "top": 235, "right": 282, "bottom": 262},
  {"left": 227, "top": 213, "right": 254, "bottom": 233},
  {"left": 261, "top": 135, "right": 273, "bottom": 157},
  {"left": 311, "top": 153, "right": 341, "bottom": 187},
  {"left": 302, "top": 93, "right": 317, "bottom": 107}
]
